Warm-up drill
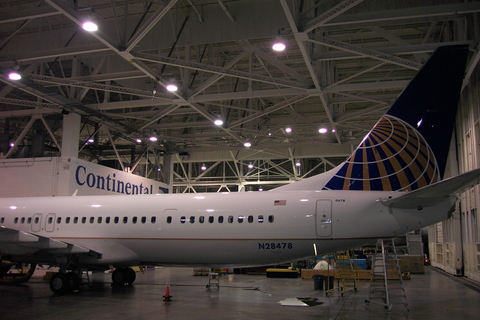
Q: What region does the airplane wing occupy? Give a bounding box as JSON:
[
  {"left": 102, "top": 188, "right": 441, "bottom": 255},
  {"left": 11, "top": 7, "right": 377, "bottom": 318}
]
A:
[
  {"left": 380, "top": 168, "right": 480, "bottom": 209},
  {"left": 0, "top": 227, "right": 100, "bottom": 263}
]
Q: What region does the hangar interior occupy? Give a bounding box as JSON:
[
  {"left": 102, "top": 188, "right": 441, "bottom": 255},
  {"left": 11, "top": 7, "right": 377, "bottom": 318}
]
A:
[{"left": 1, "top": 0, "right": 480, "bottom": 301}]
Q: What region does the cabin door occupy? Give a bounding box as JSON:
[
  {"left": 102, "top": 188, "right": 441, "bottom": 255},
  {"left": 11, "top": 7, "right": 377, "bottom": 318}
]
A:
[{"left": 316, "top": 200, "right": 332, "bottom": 237}]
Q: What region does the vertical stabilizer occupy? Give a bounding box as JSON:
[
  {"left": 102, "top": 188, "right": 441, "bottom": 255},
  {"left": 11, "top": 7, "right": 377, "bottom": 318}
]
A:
[{"left": 275, "top": 45, "right": 469, "bottom": 192}]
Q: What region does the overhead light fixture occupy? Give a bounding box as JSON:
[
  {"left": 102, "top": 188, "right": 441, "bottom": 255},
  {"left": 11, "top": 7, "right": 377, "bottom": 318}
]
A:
[
  {"left": 8, "top": 72, "right": 21, "bottom": 80},
  {"left": 244, "top": 142, "right": 252, "bottom": 148},
  {"left": 272, "top": 42, "right": 286, "bottom": 52},
  {"left": 319, "top": 128, "right": 328, "bottom": 134},
  {"left": 166, "top": 83, "right": 178, "bottom": 92},
  {"left": 295, "top": 160, "right": 301, "bottom": 167},
  {"left": 285, "top": 127, "right": 292, "bottom": 133},
  {"left": 136, "top": 138, "right": 142, "bottom": 143},
  {"left": 214, "top": 119, "right": 224, "bottom": 126},
  {"left": 201, "top": 164, "right": 207, "bottom": 171},
  {"left": 149, "top": 133, "right": 158, "bottom": 142},
  {"left": 82, "top": 21, "right": 98, "bottom": 32},
  {"left": 248, "top": 163, "right": 254, "bottom": 169}
]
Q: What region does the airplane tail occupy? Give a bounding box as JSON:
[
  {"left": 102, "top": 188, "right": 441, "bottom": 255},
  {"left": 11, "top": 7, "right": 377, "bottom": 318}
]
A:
[{"left": 276, "top": 45, "right": 469, "bottom": 192}]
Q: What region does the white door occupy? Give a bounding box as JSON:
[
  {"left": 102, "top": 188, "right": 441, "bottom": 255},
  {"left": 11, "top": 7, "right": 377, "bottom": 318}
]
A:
[{"left": 316, "top": 200, "right": 332, "bottom": 237}]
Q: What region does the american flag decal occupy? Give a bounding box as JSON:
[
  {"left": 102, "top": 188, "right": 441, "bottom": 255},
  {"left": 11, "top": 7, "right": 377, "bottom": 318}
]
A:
[{"left": 274, "top": 200, "right": 287, "bottom": 206}]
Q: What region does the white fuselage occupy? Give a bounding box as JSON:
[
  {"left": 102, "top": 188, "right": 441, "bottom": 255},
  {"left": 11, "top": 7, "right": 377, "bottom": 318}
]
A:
[{"left": 0, "top": 190, "right": 455, "bottom": 268}]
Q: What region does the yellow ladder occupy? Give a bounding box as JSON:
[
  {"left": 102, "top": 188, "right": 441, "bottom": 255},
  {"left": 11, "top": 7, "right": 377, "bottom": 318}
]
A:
[{"left": 326, "top": 250, "right": 359, "bottom": 296}]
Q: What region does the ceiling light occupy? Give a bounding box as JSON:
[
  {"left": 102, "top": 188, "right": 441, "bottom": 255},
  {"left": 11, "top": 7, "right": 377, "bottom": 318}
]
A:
[
  {"left": 248, "top": 163, "right": 254, "bottom": 169},
  {"left": 272, "top": 42, "right": 286, "bottom": 51},
  {"left": 136, "top": 139, "right": 142, "bottom": 143},
  {"left": 82, "top": 21, "right": 98, "bottom": 32},
  {"left": 244, "top": 142, "right": 252, "bottom": 148},
  {"left": 214, "top": 119, "right": 224, "bottom": 126},
  {"left": 295, "top": 160, "right": 301, "bottom": 167},
  {"left": 166, "top": 84, "right": 178, "bottom": 92},
  {"left": 201, "top": 164, "right": 207, "bottom": 171},
  {"left": 285, "top": 127, "right": 292, "bottom": 133},
  {"left": 8, "top": 72, "right": 21, "bottom": 80},
  {"left": 149, "top": 136, "right": 158, "bottom": 142},
  {"left": 319, "top": 128, "right": 328, "bottom": 133}
]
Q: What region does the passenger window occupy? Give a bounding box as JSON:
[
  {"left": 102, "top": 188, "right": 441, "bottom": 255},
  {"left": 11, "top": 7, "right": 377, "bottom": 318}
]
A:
[
  {"left": 258, "top": 215, "right": 264, "bottom": 223},
  {"left": 208, "top": 216, "right": 214, "bottom": 223},
  {"left": 123, "top": 217, "right": 128, "bottom": 224},
  {"left": 114, "top": 217, "right": 119, "bottom": 224},
  {"left": 151, "top": 216, "right": 157, "bottom": 223},
  {"left": 57, "top": 217, "right": 62, "bottom": 224},
  {"left": 97, "top": 217, "right": 102, "bottom": 224},
  {"left": 106, "top": 217, "right": 111, "bottom": 224},
  {"left": 238, "top": 216, "right": 244, "bottom": 223},
  {"left": 1, "top": 217, "right": 5, "bottom": 224},
  {"left": 141, "top": 216, "right": 146, "bottom": 224},
  {"left": 27, "top": 217, "right": 32, "bottom": 224},
  {"left": 190, "top": 216, "right": 195, "bottom": 223},
  {"left": 166, "top": 216, "right": 172, "bottom": 224},
  {"left": 132, "top": 217, "right": 137, "bottom": 224},
  {"left": 199, "top": 216, "right": 205, "bottom": 223},
  {"left": 20, "top": 217, "right": 25, "bottom": 223},
  {"left": 228, "top": 216, "right": 234, "bottom": 223},
  {"left": 90, "top": 217, "right": 95, "bottom": 224},
  {"left": 73, "top": 217, "right": 78, "bottom": 224},
  {"left": 218, "top": 216, "right": 224, "bottom": 223},
  {"left": 180, "top": 216, "right": 186, "bottom": 223},
  {"left": 248, "top": 215, "right": 254, "bottom": 223},
  {"left": 48, "top": 217, "right": 53, "bottom": 224},
  {"left": 66, "top": 217, "right": 70, "bottom": 224},
  {"left": 81, "top": 217, "right": 86, "bottom": 224},
  {"left": 14, "top": 217, "right": 18, "bottom": 223},
  {"left": 268, "top": 215, "right": 274, "bottom": 223}
]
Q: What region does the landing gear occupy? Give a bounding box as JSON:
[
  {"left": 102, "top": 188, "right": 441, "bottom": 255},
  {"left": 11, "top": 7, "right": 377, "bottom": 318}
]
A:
[
  {"left": 49, "top": 272, "right": 82, "bottom": 294},
  {"left": 111, "top": 267, "right": 136, "bottom": 286}
]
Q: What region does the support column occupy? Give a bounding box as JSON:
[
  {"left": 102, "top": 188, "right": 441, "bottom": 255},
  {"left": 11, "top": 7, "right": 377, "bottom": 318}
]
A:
[
  {"left": 162, "top": 153, "right": 175, "bottom": 193},
  {"left": 61, "top": 113, "right": 80, "bottom": 159}
]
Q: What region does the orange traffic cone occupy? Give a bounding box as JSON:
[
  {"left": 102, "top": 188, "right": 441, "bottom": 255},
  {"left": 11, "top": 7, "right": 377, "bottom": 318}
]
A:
[{"left": 163, "top": 285, "right": 172, "bottom": 302}]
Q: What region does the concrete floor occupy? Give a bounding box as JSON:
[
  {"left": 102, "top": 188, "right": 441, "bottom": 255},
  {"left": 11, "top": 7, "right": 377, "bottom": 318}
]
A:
[{"left": 1, "top": 266, "right": 479, "bottom": 320}]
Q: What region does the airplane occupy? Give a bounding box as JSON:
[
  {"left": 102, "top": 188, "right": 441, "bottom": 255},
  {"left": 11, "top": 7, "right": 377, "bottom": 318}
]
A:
[{"left": 1, "top": 44, "right": 480, "bottom": 294}]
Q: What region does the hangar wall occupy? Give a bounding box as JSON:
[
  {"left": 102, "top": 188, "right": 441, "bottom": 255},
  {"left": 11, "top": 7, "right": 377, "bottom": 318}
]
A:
[
  {"left": 0, "top": 157, "right": 169, "bottom": 197},
  {"left": 429, "top": 66, "right": 480, "bottom": 281}
]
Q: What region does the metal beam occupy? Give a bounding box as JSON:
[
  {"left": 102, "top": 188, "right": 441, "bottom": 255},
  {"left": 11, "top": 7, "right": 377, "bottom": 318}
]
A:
[
  {"left": 133, "top": 52, "right": 307, "bottom": 89},
  {"left": 125, "top": 0, "right": 180, "bottom": 52},
  {"left": 301, "top": 0, "right": 364, "bottom": 33},
  {"left": 308, "top": 35, "right": 422, "bottom": 70}
]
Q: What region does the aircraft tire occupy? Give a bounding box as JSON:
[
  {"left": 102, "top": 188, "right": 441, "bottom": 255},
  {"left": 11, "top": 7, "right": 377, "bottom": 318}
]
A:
[
  {"left": 0, "top": 262, "right": 12, "bottom": 278},
  {"left": 67, "top": 272, "right": 82, "bottom": 291},
  {"left": 50, "top": 273, "right": 73, "bottom": 294},
  {"left": 125, "top": 267, "right": 136, "bottom": 284},
  {"left": 112, "top": 267, "right": 136, "bottom": 285}
]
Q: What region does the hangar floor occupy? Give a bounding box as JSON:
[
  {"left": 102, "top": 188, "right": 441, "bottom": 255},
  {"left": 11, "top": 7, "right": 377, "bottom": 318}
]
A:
[{"left": 1, "top": 266, "right": 479, "bottom": 320}]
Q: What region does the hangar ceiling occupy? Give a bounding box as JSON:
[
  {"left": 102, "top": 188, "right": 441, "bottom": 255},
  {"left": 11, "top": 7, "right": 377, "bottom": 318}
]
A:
[{"left": 0, "top": 0, "right": 479, "bottom": 192}]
